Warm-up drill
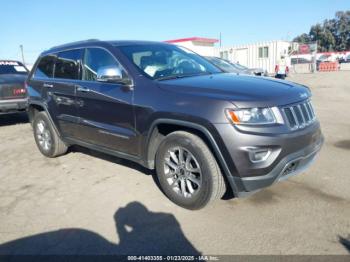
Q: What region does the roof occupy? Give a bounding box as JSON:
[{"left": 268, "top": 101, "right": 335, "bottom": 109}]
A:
[
  {"left": 42, "top": 39, "right": 171, "bottom": 55},
  {"left": 165, "top": 37, "right": 219, "bottom": 44},
  {"left": 0, "top": 60, "right": 23, "bottom": 63},
  {"left": 48, "top": 39, "right": 101, "bottom": 50},
  {"left": 109, "top": 40, "right": 169, "bottom": 46}
]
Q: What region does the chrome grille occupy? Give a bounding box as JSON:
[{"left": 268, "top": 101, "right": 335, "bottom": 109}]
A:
[{"left": 282, "top": 100, "right": 316, "bottom": 130}]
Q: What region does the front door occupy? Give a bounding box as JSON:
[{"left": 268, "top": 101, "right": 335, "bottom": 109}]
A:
[{"left": 75, "top": 47, "right": 137, "bottom": 156}]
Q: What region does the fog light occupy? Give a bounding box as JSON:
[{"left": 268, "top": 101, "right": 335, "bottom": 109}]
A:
[{"left": 248, "top": 149, "right": 271, "bottom": 163}]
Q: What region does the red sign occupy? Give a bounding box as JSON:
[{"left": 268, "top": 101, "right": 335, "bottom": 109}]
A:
[{"left": 299, "top": 44, "right": 310, "bottom": 54}]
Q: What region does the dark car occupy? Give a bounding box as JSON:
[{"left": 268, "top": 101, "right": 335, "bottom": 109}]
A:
[
  {"left": 27, "top": 40, "right": 323, "bottom": 209},
  {"left": 205, "top": 56, "right": 267, "bottom": 76},
  {"left": 339, "top": 54, "right": 350, "bottom": 64},
  {"left": 0, "top": 60, "right": 28, "bottom": 114}
]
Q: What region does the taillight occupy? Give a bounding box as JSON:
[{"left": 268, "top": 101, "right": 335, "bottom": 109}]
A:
[{"left": 13, "top": 88, "right": 26, "bottom": 95}]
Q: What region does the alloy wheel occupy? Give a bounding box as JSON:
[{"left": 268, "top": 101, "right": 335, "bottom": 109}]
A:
[
  {"left": 36, "top": 120, "right": 52, "bottom": 151},
  {"left": 163, "top": 146, "right": 202, "bottom": 198}
]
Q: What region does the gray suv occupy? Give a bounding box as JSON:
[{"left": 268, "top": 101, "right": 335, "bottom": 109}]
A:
[{"left": 27, "top": 40, "right": 324, "bottom": 209}]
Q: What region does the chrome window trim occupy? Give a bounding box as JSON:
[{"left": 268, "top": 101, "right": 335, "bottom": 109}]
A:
[{"left": 32, "top": 45, "right": 134, "bottom": 86}]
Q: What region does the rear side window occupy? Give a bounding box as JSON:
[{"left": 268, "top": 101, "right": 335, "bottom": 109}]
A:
[
  {"left": 54, "top": 49, "right": 83, "bottom": 80},
  {"left": 82, "top": 48, "right": 128, "bottom": 81},
  {"left": 34, "top": 55, "right": 55, "bottom": 78}
]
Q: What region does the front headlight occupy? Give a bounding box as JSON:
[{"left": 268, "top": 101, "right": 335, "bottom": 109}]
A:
[{"left": 226, "top": 107, "right": 279, "bottom": 125}]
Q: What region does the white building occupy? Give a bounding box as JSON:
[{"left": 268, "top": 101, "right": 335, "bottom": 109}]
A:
[
  {"left": 165, "top": 37, "right": 219, "bottom": 56},
  {"left": 215, "top": 40, "right": 292, "bottom": 74}
]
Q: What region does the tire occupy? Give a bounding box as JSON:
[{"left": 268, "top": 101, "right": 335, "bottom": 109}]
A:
[
  {"left": 155, "top": 131, "right": 226, "bottom": 210},
  {"left": 33, "top": 111, "right": 68, "bottom": 158}
]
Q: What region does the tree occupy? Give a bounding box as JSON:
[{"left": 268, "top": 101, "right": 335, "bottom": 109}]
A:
[
  {"left": 293, "top": 33, "right": 311, "bottom": 44},
  {"left": 335, "top": 11, "right": 350, "bottom": 51},
  {"left": 293, "top": 10, "right": 350, "bottom": 52}
]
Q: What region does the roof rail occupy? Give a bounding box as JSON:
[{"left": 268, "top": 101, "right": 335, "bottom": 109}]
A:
[{"left": 49, "top": 39, "right": 100, "bottom": 50}]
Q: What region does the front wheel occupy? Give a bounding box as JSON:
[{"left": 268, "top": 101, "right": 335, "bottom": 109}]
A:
[{"left": 155, "top": 131, "right": 226, "bottom": 210}]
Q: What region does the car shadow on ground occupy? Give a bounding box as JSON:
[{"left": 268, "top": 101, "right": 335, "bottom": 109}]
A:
[
  {"left": 339, "top": 235, "right": 350, "bottom": 253},
  {"left": 0, "top": 201, "right": 201, "bottom": 255},
  {"left": 69, "top": 145, "right": 235, "bottom": 200},
  {"left": 0, "top": 112, "right": 28, "bottom": 127}
]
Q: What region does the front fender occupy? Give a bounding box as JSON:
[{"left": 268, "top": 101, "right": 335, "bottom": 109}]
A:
[{"left": 143, "top": 117, "right": 240, "bottom": 195}]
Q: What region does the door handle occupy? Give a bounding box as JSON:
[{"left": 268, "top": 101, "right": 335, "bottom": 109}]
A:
[
  {"left": 43, "top": 83, "right": 53, "bottom": 88},
  {"left": 76, "top": 85, "right": 90, "bottom": 93}
]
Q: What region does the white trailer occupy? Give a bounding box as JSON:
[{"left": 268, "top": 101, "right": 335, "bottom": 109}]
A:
[
  {"left": 165, "top": 37, "right": 219, "bottom": 57},
  {"left": 215, "top": 40, "right": 292, "bottom": 74}
]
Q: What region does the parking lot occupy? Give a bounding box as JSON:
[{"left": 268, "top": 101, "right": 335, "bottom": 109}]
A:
[{"left": 0, "top": 71, "right": 349, "bottom": 255}]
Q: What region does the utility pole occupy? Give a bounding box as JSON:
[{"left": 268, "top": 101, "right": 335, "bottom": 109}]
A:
[
  {"left": 219, "top": 32, "right": 222, "bottom": 48},
  {"left": 19, "top": 45, "right": 25, "bottom": 65}
]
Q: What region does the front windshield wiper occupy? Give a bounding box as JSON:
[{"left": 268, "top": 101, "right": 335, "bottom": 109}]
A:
[{"left": 156, "top": 72, "right": 213, "bottom": 81}]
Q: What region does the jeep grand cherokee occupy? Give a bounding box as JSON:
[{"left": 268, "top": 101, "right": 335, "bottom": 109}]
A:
[{"left": 27, "top": 40, "right": 324, "bottom": 209}]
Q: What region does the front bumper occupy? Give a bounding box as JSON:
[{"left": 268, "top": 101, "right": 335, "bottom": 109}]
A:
[
  {"left": 0, "top": 98, "right": 28, "bottom": 114},
  {"left": 232, "top": 134, "right": 323, "bottom": 196},
  {"left": 214, "top": 122, "right": 324, "bottom": 196}
]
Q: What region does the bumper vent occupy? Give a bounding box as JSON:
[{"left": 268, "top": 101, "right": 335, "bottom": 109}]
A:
[{"left": 282, "top": 100, "right": 316, "bottom": 130}]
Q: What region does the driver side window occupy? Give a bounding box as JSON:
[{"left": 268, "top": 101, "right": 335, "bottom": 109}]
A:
[{"left": 82, "top": 48, "right": 128, "bottom": 82}]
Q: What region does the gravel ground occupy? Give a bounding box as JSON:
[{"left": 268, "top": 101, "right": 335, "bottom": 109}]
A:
[{"left": 0, "top": 71, "right": 349, "bottom": 255}]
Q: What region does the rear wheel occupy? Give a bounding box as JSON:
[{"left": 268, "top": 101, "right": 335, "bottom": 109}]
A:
[
  {"left": 155, "top": 131, "right": 226, "bottom": 210},
  {"left": 33, "top": 111, "right": 68, "bottom": 157}
]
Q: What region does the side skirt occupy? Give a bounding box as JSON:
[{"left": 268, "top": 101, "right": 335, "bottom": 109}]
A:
[{"left": 64, "top": 137, "right": 147, "bottom": 168}]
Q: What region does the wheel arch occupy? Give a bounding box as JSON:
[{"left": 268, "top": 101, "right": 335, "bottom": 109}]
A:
[
  {"left": 27, "top": 102, "right": 62, "bottom": 138},
  {"left": 144, "top": 118, "right": 240, "bottom": 195},
  {"left": 27, "top": 103, "right": 45, "bottom": 125}
]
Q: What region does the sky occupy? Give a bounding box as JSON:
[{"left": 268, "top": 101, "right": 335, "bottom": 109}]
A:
[{"left": 1, "top": 0, "right": 349, "bottom": 64}]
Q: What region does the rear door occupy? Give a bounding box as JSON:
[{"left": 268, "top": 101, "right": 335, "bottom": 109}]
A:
[
  {"left": 75, "top": 47, "right": 137, "bottom": 155},
  {"left": 48, "top": 49, "right": 84, "bottom": 138},
  {"left": 30, "top": 50, "right": 83, "bottom": 138}
]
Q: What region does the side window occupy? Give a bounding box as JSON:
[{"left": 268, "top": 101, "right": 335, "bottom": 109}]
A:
[
  {"left": 54, "top": 49, "right": 83, "bottom": 80},
  {"left": 34, "top": 55, "right": 55, "bottom": 79},
  {"left": 82, "top": 48, "right": 128, "bottom": 82}
]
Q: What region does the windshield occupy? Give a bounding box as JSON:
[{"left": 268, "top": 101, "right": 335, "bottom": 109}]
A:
[
  {"left": 118, "top": 44, "right": 221, "bottom": 80},
  {"left": 0, "top": 61, "right": 28, "bottom": 75}
]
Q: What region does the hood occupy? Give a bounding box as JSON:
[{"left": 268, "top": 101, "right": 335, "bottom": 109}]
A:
[
  {"left": 158, "top": 73, "right": 311, "bottom": 108},
  {"left": 0, "top": 74, "right": 27, "bottom": 85}
]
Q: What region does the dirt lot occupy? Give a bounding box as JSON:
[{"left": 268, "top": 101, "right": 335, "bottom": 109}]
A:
[{"left": 0, "top": 72, "right": 349, "bottom": 255}]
